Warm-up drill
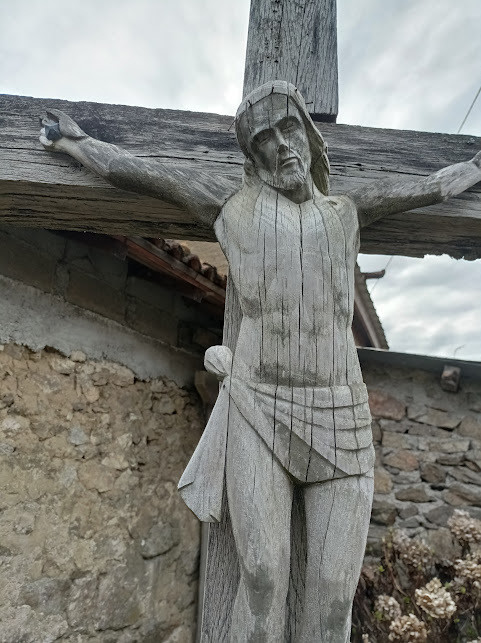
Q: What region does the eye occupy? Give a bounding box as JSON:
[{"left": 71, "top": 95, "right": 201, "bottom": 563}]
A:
[
  {"left": 280, "top": 118, "right": 298, "bottom": 133},
  {"left": 253, "top": 130, "right": 271, "bottom": 147}
]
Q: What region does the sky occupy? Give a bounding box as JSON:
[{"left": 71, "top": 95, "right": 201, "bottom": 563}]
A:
[{"left": 1, "top": 0, "right": 480, "bottom": 360}]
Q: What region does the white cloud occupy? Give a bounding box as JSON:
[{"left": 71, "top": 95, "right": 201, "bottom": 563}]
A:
[{"left": 1, "top": 0, "right": 479, "bottom": 361}]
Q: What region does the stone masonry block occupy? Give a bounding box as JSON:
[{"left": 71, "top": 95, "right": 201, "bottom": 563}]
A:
[
  {"left": 408, "top": 405, "right": 462, "bottom": 430},
  {"left": 125, "top": 298, "right": 177, "bottom": 344},
  {"left": 0, "top": 226, "right": 66, "bottom": 260},
  {"left": 458, "top": 415, "right": 481, "bottom": 439},
  {"left": 383, "top": 449, "right": 418, "bottom": 471},
  {"left": 368, "top": 389, "right": 405, "bottom": 421},
  {"left": 126, "top": 275, "right": 175, "bottom": 310},
  {"left": 66, "top": 267, "right": 126, "bottom": 323},
  {"left": 0, "top": 231, "right": 57, "bottom": 293}
]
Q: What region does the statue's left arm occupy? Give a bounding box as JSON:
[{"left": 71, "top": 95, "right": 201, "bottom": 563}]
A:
[{"left": 348, "top": 151, "right": 481, "bottom": 228}]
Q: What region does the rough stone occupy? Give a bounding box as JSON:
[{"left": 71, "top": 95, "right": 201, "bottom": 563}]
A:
[
  {"left": 407, "top": 424, "right": 452, "bottom": 438},
  {"left": 398, "top": 504, "right": 419, "bottom": 519},
  {"left": 398, "top": 517, "right": 421, "bottom": 529},
  {"left": 448, "top": 466, "right": 481, "bottom": 486},
  {"left": 67, "top": 575, "right": 98, "bottom": 631},
  {"left": 0, "top": 606, "right": 69, "bottom": 643},
  {"left": 425, "top": 527, "right": 461, "bottom": 561},
  {"left": 395, "top": 485, "right": 434, "bottom": 503},
  {"left": 444, "top": 483, "right": 481, "bottom": 507},
  {"left": 77, "top": 462, "right": 116, "bottom": 492},
  {"left": 371, "top": 420, "right": 382, "bottom": 443},
  {"left": 81, "top": 381, "right": 100, "bottom": 403},
  {"left": 69, "top": 426, "right": 89, "bottom": 446},
  {"left": 101, "top": 453, "right": 130, "bottom": 470},
  {"left": 409, "top": 405, "right": 462, "bottom": 430},
  {"left": 425, "top": 438, "right": 470, "bottom": 453},
  {"left": 70, "top": 350, "right": 87, "bottom": 362},
  {"left": 458, "top": 415, "right": 481, "bottom": 439},
  {"left": 49, "top": 356, "right": 76, "bottom": 375},
  {"left": 374, "top": 467, "right": 393, "bottom": 494},
  {"left": 368, "top": 389, "right": 405, "bottom": 420},
  {"left": 19, "top": 577, "right": 70, "bottom": 615},
  {"left": 394, "top": 470, "right": 422, "bottom": 484},
  {"left": 425, "top": 504, "right": 455, "bottom": 526},
  {"left": 154, "top": 397, "right": 176, "bottom": 414},
  {"left": 379, "top": 418, "right": 408, "bottom": 433},
  {"left": 384, "top": 450, "right": 419, "bottom": 471},
  {"left": 437, "top": 453, "right": 465, "bottom": 466},
  {"left": 371, "top": 499, "right": 397, "bottom": 526},
  {"left": 382, "top": 431, "right": 411, "bottom": 449},
  {"left": 95, "top": 564, "right": 143, "bottom": 631},
  {"left": 366, "top": 524, "right": 387, "bottom": 555},
  {"left": 0, "top": 343, "right": 203, "bottom": 641},
  {"left": 468, "top": 393, "right": 481, "bottom": 413},
  {"left": 420, "top": 463, "right": 446, "bottom": 484},
  {"left": 139, "top": 522, "right": 180, "bottom": 559}
]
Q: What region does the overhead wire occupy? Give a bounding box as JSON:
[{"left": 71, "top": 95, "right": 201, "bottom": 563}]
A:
[
  {"left": 367, "top": 83, "right": 480, "bottom": 299},
  {"left": 368, "top": 255, "right": 395, "bottom": 295},
  {"left": 457, "top": 83, "right": 481, "bottom": 134}
]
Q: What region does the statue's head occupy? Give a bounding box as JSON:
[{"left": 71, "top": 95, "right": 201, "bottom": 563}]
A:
[{"left": 235, "top": 81, "right": 330, "bottom": 195}]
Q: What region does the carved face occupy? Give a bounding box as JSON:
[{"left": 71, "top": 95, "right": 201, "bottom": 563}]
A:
[{"left": 244, "top": 94, "right": 311, "bottom": 190}]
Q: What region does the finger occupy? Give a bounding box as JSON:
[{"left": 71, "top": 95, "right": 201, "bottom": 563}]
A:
[
  {"left": 45, "top": 110, "right": 61, "bottom": 123},
  {"left": 39, "top": 133, "right": 53, "bottom": 148}
]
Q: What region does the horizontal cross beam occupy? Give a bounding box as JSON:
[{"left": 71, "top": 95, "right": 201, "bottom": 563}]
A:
[{"left": 1, "top": 94, "right": 480, "bottom": 259}]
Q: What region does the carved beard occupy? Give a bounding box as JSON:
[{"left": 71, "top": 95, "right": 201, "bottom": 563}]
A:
[{"left": 256, "top": 154, "right": 309, "bottom": 191}]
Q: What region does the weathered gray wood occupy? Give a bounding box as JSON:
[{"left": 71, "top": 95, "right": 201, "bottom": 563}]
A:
[
  {"left": 199, "top": 278, "right": 241, "bottom": 641},
  {"left": 1, "top": 94, "right": 480, "bottom": 258},
  {"left": 243, "top": 0, "right": 338, "bottom": 120},
  {"left": 184, "top": 81, "right": 379, "bottom": 640}
]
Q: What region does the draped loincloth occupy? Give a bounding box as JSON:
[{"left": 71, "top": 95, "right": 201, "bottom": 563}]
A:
[{"left": 178, "top": 347, "right": 375, "bottom": 523}]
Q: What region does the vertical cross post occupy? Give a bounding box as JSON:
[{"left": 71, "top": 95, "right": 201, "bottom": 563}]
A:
[
  {"left": 243, "top": 0, "right": 338, "bottom": 121},
  {"left": 199, "top": 1, "right": 339, "bottom": 639}
]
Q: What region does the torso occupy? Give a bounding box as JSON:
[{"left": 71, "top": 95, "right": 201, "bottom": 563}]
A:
[{"left": 214, "top": 180, "right": 363, "bottom": 388}]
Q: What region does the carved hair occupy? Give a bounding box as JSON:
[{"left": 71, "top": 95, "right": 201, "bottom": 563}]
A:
[{"left": 235, "top": 80, "right": 330, "bottom": 195}]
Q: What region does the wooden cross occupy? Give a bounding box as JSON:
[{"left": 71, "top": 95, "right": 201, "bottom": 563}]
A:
[{"left": 0, "top": 1, "right": 480, "bottom": 641}]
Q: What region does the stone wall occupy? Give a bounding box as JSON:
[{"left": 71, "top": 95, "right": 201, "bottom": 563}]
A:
[
  {"left": 0, "top": 342, "right": 203, "bottom": 643},
  {"left": 361, "top": 351, "right": 481, "bottom": 559},
  {"left": 0, "top": 225, "right": 222, "bottom": 385}
]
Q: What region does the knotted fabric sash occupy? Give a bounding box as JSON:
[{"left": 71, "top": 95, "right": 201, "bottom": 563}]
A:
[{"left": 178, "top": 346, "right": 375, "bottom": 522}]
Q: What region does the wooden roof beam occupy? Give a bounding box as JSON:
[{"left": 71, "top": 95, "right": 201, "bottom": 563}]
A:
[{"left": 1, "top": 94, "right": 480, "bottom": 259}]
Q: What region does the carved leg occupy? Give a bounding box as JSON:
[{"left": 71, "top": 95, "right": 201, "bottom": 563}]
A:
[
  {"left": 298, "top": 473, "right": 374, "bottom": 643},
  {"left": 226, "top": 403, "right": 293, "bottom": 642}
]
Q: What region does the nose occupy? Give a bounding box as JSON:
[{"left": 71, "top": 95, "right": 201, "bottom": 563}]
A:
[{"left": 275, "top": 130, "right": 289, "bottom": 154}]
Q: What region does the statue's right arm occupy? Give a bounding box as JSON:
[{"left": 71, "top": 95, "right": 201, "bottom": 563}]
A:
[{"left": 40, "top": 109, "right": 227, "bottom": 226}]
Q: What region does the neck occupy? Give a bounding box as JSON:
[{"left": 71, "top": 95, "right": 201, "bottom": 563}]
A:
[
  {"left": 278, "top": 179, "right": 313, "bottom": 204},
  {"left": 256, "top": 168, "right": 314, "bottom": 204}
]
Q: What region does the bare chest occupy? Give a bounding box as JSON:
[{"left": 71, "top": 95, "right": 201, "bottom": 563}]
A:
[{"left": 220, "top": 190, "right": 359, "bottom": 299}]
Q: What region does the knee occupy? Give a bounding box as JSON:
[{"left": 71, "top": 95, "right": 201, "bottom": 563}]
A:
[{"left": 242, "top": 558, "right": 288, "bottom": 617}]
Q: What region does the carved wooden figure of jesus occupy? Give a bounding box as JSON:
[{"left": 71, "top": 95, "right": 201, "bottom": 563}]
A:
[{"left": 40, "top": 81, "right": 481, "bottom": 642}]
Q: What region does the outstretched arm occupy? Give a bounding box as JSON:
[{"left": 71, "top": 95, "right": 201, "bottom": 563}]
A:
[
  {"left": 348, "top": 152, "right": 481, "bottom": 228},
  {"left": 40, "top": 109, "right": 230, "bottom": 226}
]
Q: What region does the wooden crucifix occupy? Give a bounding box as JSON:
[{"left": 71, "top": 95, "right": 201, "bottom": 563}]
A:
[{"left": 1, "top": 1, "right": 481, "bottom": 640}]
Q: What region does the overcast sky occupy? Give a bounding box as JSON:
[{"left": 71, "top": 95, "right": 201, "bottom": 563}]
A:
[{"left": 1, "top": 0, "right": 480, "bottom": 360}]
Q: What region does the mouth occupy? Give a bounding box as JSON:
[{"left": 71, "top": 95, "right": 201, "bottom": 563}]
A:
[{"left": 279, "top": 156, "right": 299, "bottom": 168}]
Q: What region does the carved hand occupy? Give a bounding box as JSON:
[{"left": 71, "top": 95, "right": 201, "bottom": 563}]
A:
[{"left": 39, "top": 109, "right": 87, "bottom": 152}]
